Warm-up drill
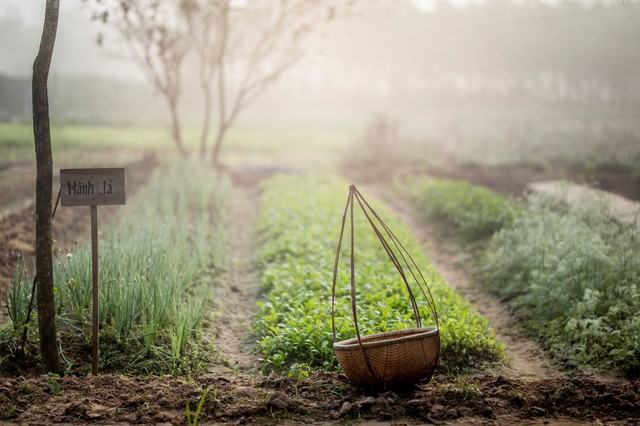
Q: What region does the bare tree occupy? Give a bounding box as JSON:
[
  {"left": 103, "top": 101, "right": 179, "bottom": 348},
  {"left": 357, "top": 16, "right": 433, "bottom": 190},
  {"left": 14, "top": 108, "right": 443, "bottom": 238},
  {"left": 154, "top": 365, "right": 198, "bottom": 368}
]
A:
[
  {"left": 181, "top": 0, "right": 349, "bottom": 166},
  {"left": 32, "top": 0, "right": 61, "bottom": 374},
  {"left": 180, "top": 0, "right": 227, "bottom": 159},
  {"left": 92, "top": 0, "right": 190, "bottom": 157}
]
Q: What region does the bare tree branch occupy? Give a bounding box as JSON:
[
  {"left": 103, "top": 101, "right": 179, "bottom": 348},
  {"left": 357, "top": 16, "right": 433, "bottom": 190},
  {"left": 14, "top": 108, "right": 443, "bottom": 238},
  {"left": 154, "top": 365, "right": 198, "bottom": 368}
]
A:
[
  {"left": 92, "top": 0, "right": 190, "bottom": 156},
  {"left": 204, "top": 0, "right": 349, "bottom": 165}
]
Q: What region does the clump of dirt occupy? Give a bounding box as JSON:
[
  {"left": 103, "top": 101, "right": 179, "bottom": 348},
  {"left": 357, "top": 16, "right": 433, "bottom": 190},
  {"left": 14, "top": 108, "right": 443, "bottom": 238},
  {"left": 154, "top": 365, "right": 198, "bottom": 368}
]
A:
[{"left": 0, "top": 372, "right": 638, "bottom": 425}]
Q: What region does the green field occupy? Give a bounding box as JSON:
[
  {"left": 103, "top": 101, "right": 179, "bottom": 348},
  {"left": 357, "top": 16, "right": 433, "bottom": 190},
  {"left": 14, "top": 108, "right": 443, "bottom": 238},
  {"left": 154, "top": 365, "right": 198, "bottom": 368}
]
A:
[
  {"left": 0, "top": 122, "right": 350, "bottom": 170},
  {"left": 2, "top": 120, "right": 638, "bottom": 379}
]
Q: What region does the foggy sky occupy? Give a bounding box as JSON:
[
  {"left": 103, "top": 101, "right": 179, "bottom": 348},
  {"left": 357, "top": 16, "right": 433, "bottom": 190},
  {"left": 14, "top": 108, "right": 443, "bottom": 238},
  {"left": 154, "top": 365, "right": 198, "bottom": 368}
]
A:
[
  {"left": 2, "top": 0, "right": 639, "bottom": 133},
  {"left": 0, "top": 0, "right": 140, "bottom": 79},
  {"left": 3, "top": 0, "right": 634, "bottom": 81}
]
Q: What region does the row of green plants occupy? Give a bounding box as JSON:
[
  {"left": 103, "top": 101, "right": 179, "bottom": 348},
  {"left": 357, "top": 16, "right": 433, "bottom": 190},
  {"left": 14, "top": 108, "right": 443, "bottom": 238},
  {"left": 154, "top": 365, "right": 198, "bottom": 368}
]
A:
[
  {"left": 254, "top": 175, "right": 504, "bottom": 376},
  {"left": 401, "top": 176, "right": 521, "bottom": 240},
  {"left": 5, "top": 160, "right": 230, "bottom": 373},
  {"left": 401, "top": 177, "right": 640, "bottom": 377}
]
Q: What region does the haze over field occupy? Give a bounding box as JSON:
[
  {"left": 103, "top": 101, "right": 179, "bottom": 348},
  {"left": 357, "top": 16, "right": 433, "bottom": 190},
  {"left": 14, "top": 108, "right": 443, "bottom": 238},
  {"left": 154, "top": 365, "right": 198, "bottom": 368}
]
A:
[
  {"left": 1, "top": 6, "right": 640, "bottom": 417},
  {"left": 2, "top": 0, "right": 640, "bottom": 161}
]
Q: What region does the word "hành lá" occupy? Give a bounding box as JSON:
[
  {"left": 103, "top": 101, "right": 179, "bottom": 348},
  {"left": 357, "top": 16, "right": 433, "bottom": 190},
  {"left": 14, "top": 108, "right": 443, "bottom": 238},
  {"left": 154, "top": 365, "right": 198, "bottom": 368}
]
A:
[{"left": 66, "top": 179, "right": 114, "bottom": 196}]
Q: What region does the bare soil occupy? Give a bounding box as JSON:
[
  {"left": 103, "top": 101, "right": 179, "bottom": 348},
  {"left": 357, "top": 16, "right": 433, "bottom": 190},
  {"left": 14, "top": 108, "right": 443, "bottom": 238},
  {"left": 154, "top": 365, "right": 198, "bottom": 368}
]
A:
[
  {"left": 1, "top": 371, "right": 638, "bottom": 425},
  {"left": 208, "top": 180, "right": 262, "bottom": 375}
]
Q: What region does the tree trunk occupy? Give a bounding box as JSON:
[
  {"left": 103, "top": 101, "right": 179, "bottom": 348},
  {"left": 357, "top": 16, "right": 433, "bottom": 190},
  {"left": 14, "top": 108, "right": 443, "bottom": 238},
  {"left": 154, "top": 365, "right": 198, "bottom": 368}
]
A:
[
  {"left": 199, "top": 80, "right": 212, "bottom": 160},
  {"left": 211, "top": 3, "right": 229, "bottom": 167},
  {"left": 211, "top": 124, "right": 226, "bottom": 168},
  {"left": 211, "top": 49, "right": 227, "bottom": 167},
  {"left": 168, "top": 97, "right": 188, "bottom": 158},
  {"left": 32, "top": 0, "right": 60, "bottom": 374}
]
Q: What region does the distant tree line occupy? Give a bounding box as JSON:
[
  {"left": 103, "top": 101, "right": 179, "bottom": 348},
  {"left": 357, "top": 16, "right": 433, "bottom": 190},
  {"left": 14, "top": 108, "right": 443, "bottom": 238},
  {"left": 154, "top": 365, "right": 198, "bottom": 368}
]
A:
[
  {"left": 319, "top": 0, "right": 640, "bottom": 107},
  {"left": 0, "top": 74, "right": 29, "bottom": 121},
  {"left": 0, "top": 72, "right": 166, "bottom": 124}
]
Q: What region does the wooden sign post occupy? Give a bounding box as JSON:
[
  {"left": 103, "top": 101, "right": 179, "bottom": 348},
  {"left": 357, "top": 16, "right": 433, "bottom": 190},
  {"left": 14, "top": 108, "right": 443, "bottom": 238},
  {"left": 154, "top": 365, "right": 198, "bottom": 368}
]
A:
[{"left": 60, "top": 168, "right": 126, "bottom": 374}]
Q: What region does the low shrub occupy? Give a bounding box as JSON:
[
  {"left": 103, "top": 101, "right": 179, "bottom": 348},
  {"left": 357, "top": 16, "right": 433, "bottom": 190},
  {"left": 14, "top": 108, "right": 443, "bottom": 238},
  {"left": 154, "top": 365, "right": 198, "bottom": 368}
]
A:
[
  {"left": 400, "top": 176, "right": 521, "bottom": 240},
  {"left": 480, "top": 194, "right": 640, "bottom": 376}
]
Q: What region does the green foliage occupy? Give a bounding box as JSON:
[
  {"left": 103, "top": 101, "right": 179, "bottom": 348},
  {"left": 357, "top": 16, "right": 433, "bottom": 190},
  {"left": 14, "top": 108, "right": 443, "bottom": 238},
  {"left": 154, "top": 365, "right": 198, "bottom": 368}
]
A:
[
  {"left": 64, "top": 161, "right": 228, "bottom": 354},
  {"left": 400, "top": 176, "right": 521, "bottom": 240},
  {"left": 0, "top": 122, "right": 349, "bottom": 169},
  {"left": 186, "top": 388, "right": 209, "bottom": 426},
  {"left": 5, "top": 261, "right": 32, "bottom": 333},
  {"left": 480, "top": 194, "right": 640, "bottom": 376},
  {"left": 6, "top": 160, "right": 230, "bottom": 372},
  {"left": 254, "top": 175, "right": 503, "bottom": 375},
  {"left": 46, "top": 373, "right": 62, "bottom": 395},
  {"left": 20, "top": 383, "right": 31, "bottom": 394},
  {"left": 0, "top": 122, "right": 169, "bottom": 151}
]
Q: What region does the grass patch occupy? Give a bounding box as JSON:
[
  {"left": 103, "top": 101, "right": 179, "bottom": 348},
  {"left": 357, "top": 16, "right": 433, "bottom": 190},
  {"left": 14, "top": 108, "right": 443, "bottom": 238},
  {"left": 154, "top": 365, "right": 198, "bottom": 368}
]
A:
[
  {"left": 0, "top": 122, "right": 349, "bottom": 170},
  {"left": 2, "top": 160, "right": 230, "bottom": 374},
  {"left": 254, "top": 175, "right": 504, "bottom": 376},
  {"left": 0, "top": 123, "right": 168, "bottom": 165}
]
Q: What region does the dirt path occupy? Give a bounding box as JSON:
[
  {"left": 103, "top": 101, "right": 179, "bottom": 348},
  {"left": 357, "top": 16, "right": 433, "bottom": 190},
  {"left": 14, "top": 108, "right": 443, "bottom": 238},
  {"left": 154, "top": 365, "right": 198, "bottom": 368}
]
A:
[
  {"left": 364, "top": 182, "right": 562, "bottom": 380},
  {"left": 208, "top": 182, "right": 261, "bottom": 374}
]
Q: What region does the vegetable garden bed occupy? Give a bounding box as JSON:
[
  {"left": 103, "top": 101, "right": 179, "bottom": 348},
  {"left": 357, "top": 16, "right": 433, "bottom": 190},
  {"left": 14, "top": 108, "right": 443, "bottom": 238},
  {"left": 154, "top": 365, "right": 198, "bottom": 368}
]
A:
[
  {"left": 254, "top": 175, "right": 504, "bottom": 377},
  {"left": 402, "top": 176, "right": 640, "bottom": 377},
  {"left": 2, "top": 160, "right": 230, "bottom": 375}
]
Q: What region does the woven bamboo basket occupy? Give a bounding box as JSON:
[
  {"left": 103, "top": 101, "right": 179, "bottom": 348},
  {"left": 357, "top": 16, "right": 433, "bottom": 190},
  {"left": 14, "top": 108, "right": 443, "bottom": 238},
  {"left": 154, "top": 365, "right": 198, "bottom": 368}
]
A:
[{"left": 331, "top": 185, "right": 440, "bottom": 389}]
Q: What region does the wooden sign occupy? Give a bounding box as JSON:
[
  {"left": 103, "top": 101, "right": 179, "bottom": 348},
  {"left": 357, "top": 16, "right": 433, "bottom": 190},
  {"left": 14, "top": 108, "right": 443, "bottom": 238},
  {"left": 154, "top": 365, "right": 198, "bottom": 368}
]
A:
[
  {"left": 60, "top": 167, "right": 126, "bottom": 375},
  {"left": 60, "top": 168, "right": 125, "bottom": 206}
]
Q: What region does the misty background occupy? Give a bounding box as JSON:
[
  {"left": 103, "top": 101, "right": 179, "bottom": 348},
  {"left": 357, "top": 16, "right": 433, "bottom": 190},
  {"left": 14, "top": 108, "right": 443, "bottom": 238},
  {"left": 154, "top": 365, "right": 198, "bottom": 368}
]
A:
[{"left": 2, "top": 0, "right": 640, "bottom": 168}]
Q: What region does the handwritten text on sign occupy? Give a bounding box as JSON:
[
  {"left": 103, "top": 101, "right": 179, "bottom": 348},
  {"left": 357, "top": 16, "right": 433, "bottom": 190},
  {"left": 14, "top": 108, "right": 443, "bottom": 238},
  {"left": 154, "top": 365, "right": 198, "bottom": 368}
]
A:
[{"left": 60, "top": 168, "right": 126, "bottom": 206}]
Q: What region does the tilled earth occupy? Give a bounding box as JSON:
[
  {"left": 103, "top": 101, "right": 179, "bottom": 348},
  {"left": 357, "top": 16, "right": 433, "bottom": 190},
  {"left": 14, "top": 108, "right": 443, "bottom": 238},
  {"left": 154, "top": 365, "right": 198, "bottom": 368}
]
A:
[
  {"left": 2, "top": 161, "right": 640, "bottom": 425},
  {"left": 0, "top": 372, "right": 639, "bottom": 425}
]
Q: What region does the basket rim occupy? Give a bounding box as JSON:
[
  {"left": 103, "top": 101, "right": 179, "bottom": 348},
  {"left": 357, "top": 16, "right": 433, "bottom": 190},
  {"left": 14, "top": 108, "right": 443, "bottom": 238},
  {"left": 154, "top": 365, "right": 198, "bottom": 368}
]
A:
[{"left": 334, "top": 326, "right": 439, "bottom": 351}]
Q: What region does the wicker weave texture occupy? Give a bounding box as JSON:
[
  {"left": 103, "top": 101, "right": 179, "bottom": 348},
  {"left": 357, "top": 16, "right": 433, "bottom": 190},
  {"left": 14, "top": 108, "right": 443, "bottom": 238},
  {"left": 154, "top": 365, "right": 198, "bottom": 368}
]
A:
[{"left": 334, "top": 327, "right": 440, "bottom": 388}]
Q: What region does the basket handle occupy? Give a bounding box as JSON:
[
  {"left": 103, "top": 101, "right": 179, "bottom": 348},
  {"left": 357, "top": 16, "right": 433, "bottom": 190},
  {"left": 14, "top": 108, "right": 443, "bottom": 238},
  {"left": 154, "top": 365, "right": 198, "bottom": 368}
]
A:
[
  {"left": 331, "top": 185, "right": 439, "bottom": 378},
  {"left": 331, "top": 185, "right": 380, "bottom": 383}
]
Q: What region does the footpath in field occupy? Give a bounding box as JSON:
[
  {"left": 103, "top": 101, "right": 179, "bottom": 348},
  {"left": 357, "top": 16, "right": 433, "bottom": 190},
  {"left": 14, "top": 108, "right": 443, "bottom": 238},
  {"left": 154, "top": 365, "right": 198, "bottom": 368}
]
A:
[
  {"left": 364, "top": 182, "right": 562, "bottom": 379},
  {"left": 209, "top": 179, "right": 261, "bottom": 374}
]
